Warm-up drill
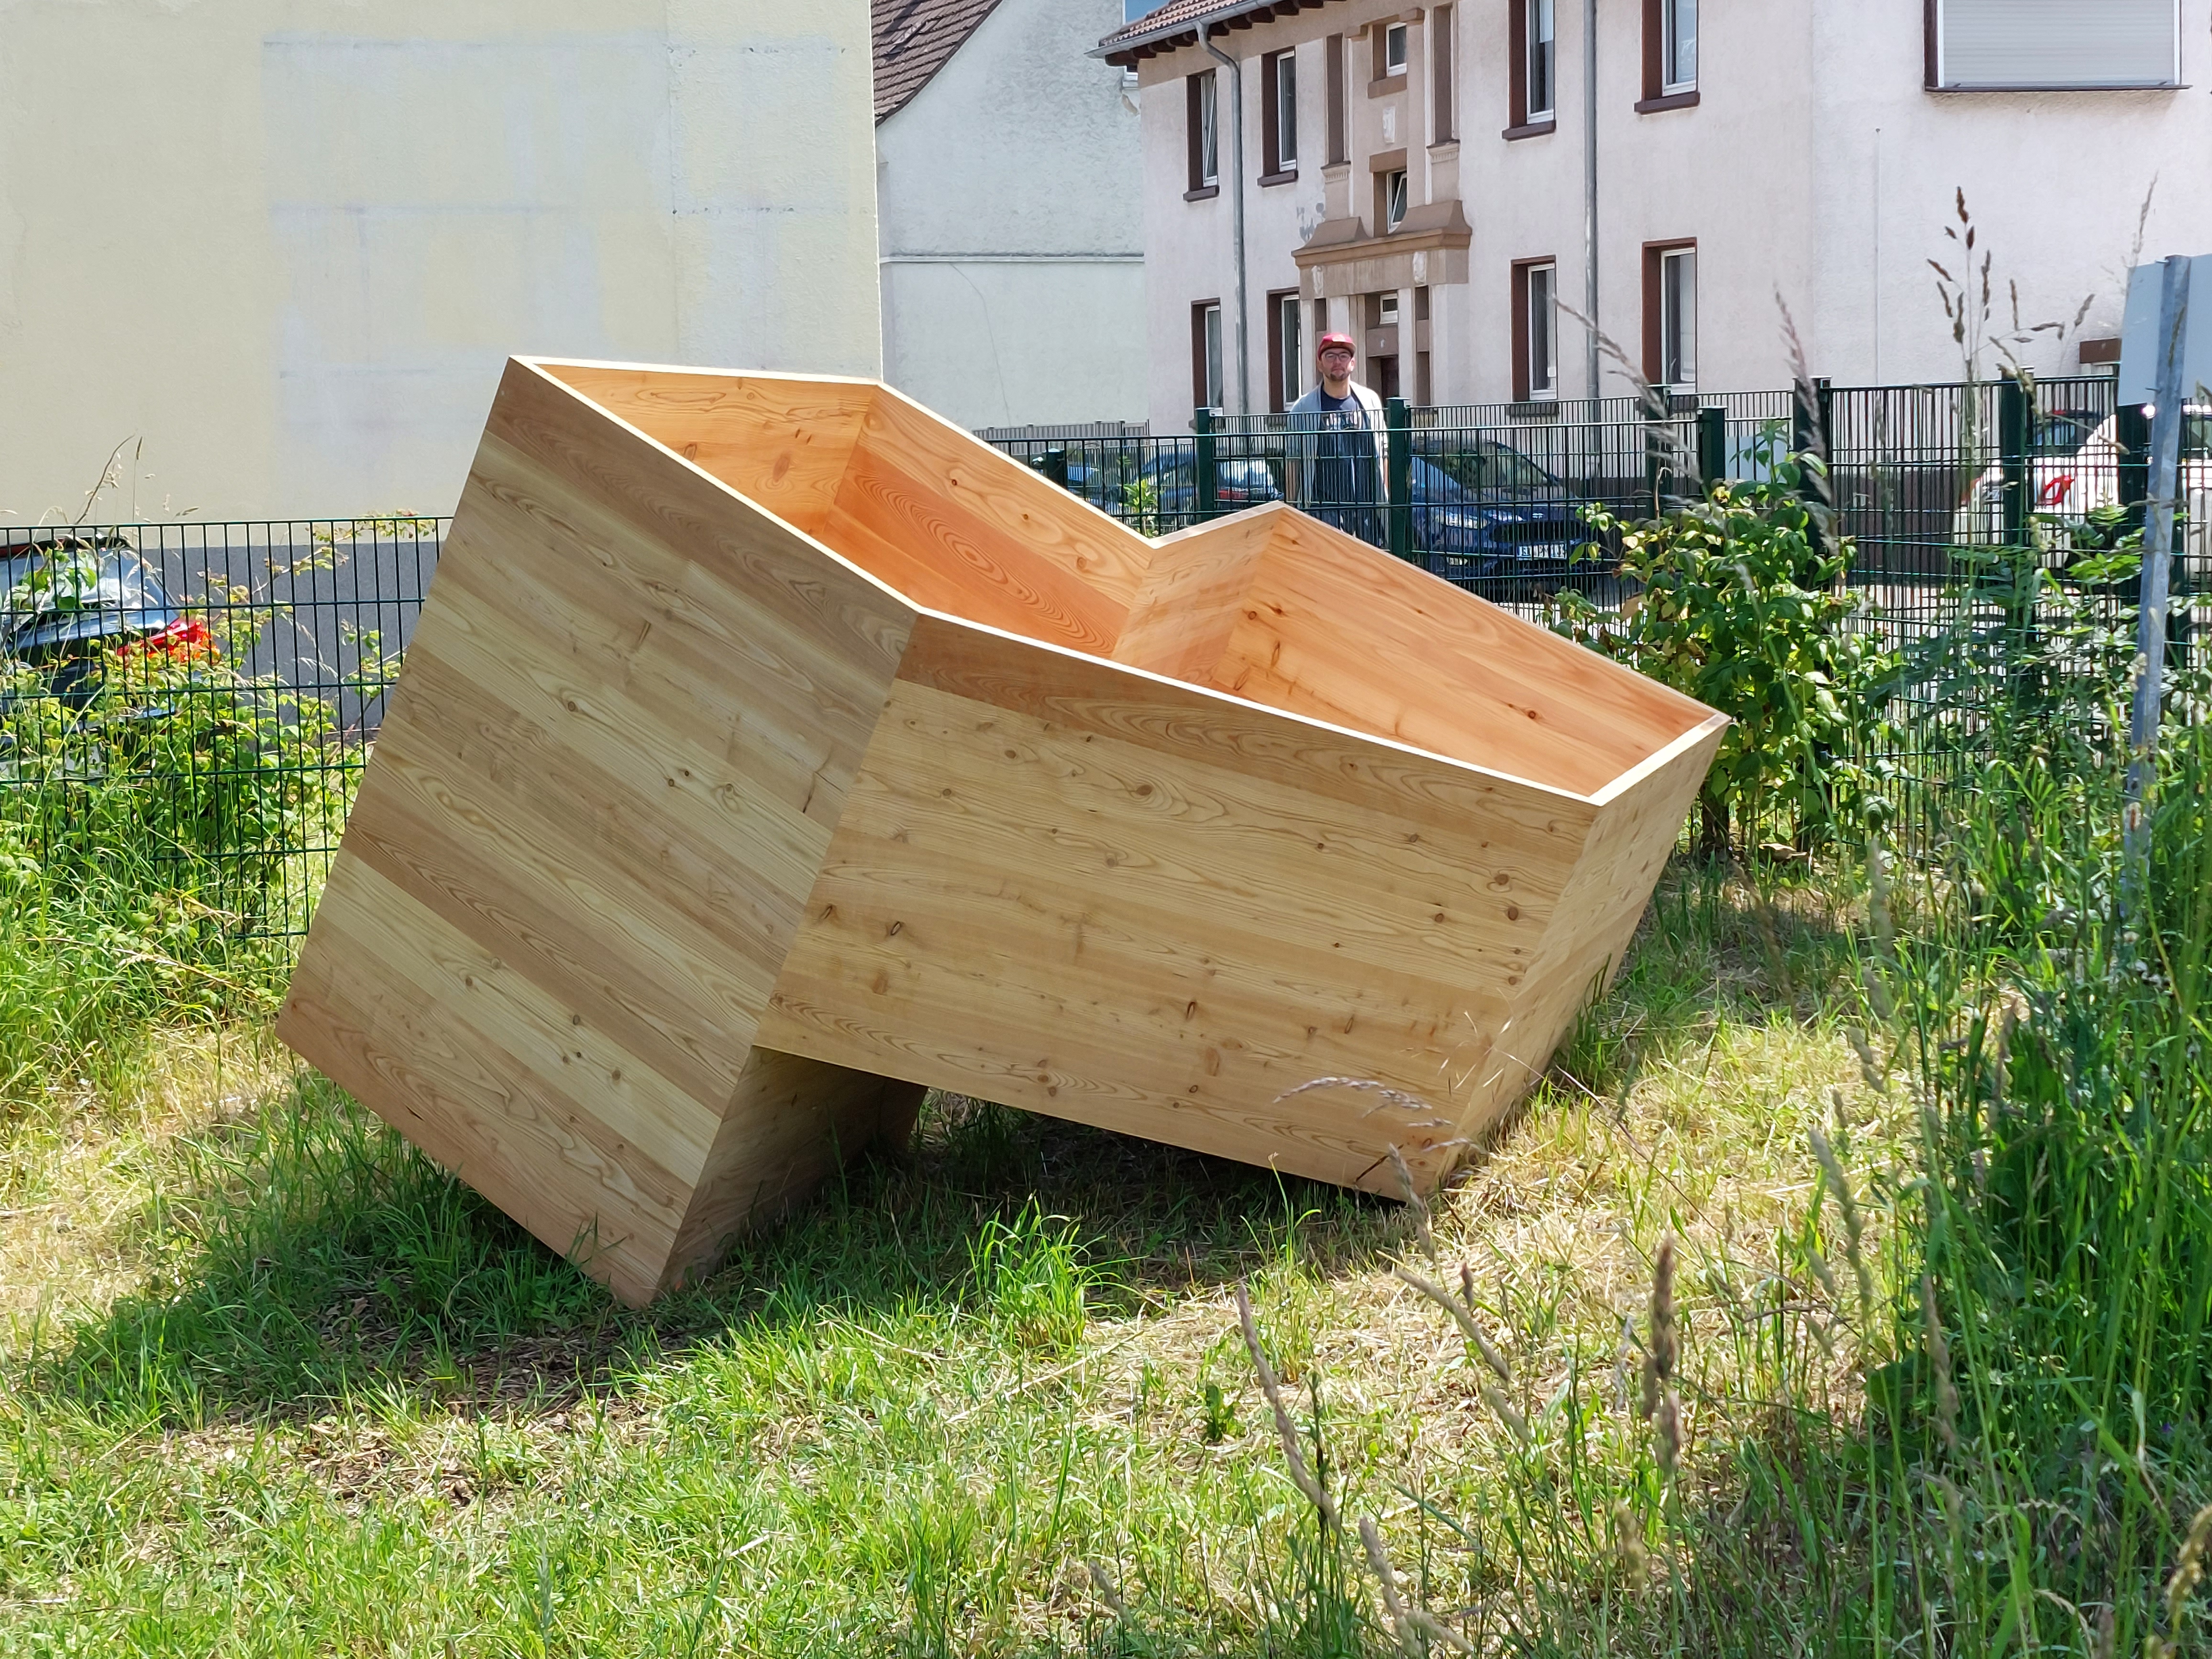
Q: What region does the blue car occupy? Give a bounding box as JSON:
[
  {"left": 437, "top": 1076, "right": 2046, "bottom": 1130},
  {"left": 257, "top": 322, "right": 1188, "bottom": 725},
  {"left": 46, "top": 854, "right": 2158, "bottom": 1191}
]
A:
[
  {"left": 1, "top": 536, "right": 186, "bottom": 707},
  {"left": 1407, "top": 439, "right": 1586, "bottom": 577}
]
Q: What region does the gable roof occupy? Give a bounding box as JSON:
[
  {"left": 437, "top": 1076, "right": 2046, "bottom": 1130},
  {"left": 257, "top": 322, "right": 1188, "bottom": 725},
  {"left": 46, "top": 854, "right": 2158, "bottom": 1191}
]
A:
[
  {"left": 1094, "top": 0, "right": 1344, "bottom": 69},
  {"left": 874, "top": 0, "right": 1007, "bottom": 122}
]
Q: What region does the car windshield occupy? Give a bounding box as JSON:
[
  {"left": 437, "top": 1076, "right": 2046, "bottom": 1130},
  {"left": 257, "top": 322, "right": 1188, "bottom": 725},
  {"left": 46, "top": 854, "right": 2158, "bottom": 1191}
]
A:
[
  {"left": 1417, "top": 437, "right": 1557, "bottom": 494},
  {"left": 2034, "top": 410, "right": 2103, "bottom": 458}
]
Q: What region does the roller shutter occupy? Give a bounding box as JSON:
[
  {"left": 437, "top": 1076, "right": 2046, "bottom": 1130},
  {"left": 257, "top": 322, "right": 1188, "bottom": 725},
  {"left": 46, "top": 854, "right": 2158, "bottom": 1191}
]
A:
[{"left": 1935, "top": 0, "right": 2179, "bottom": 89}]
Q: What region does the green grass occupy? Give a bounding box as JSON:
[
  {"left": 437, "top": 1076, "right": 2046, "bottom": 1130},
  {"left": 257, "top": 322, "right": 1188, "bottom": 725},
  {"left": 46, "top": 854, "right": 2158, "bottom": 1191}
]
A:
[
  {"left": 0, "top": 729, "right": 2207, "bottom": 1654},
  {"left": 0, "top": 856, "right": 1886, "bottom": 1655}
]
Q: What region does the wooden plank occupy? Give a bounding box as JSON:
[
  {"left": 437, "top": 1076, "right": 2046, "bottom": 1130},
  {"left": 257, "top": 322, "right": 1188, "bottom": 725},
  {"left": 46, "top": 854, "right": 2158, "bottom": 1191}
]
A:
[
  {"left": 755, "top": 614, "right": 1589, "bottom": 1191},
  {"left": 528, "top": 361, "right": 874, "bottom": 539},
  {"left": 659, "top": 1049, "right": 926, "bottom": 1293},
  {"left": 284, "top": 361, "right": 1728, "bottom": 1291},
  {"left": 819, "top": 386, "right": 1153, "bottom": 657},
  {"left": 1113, "top": 509, "right": 1277, "bottom": 684},
  {"left": 279, "top": 861, "right": 692, "bottom": 1305},
  {"left": 1206, "top": 506, "right": 1714, "bottom": 798}
]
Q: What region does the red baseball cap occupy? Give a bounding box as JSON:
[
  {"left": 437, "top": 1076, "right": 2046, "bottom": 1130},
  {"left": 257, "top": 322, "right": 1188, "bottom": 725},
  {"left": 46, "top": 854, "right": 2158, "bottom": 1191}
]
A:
[{"left": 1316, "top": 332, "right": 1357, "bottom": 359}]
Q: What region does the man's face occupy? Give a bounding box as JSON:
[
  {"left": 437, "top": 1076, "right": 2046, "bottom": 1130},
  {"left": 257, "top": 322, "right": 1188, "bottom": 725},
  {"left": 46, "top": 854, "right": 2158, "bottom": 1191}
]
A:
[{"left": 1319, "top": 347, "right": 1354, "bottom": 386}]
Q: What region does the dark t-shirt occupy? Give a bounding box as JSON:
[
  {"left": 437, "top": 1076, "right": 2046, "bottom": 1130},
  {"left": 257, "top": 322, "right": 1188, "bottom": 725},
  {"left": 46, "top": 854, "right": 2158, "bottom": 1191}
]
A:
[{"left": 1310, "top": 391, "right": 1382, "bottom": 539}]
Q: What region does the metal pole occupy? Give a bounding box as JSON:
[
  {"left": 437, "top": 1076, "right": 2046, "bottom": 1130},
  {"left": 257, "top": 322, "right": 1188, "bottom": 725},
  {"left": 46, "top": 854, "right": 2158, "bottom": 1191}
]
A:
[
  {"left": 2125, "top": 254, "right": 2191, "bottom": 873},
  {"left": 1202, "top": 34, "right": 1250, "bottom": 416},
  {"left": 1582, "top": 0, "right": 1600, "bottom": 401},
  {"left": 1386, "top": 395, "right": 1413, "bottom": 562}
]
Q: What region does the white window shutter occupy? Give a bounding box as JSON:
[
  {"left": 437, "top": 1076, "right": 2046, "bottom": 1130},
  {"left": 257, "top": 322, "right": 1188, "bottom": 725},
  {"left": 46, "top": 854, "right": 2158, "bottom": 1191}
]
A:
[{"left": 1939, "top": 0, "right": 2178, "bottom": 89}]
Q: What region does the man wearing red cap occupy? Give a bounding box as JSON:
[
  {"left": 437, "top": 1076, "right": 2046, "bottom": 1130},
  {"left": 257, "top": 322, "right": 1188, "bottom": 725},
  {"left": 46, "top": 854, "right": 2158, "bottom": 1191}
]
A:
[{"left": 1284, "top": 331, "right": 1388, "bottom": 545}]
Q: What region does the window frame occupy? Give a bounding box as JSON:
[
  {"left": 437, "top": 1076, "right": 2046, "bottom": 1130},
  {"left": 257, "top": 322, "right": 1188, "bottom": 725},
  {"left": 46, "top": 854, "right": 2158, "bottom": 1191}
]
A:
[
  {"left": 1513, "top": 259, "right": 1559, "bottom": 403},
  {"left": 1639, "top": 0, "right": 1700, "bottom": 107},
  {"left": 1527, "top": 0, "right": 1557, "bottom": 119},
  {"left": 1193, "top": 299, "right": 1225, "bottom": 414},
  {"left": 1507, "top": 0, "right": 1558, "bottom": 134},
  {"left": 1383, "top": 20, "right": 1409, "bottom": 75},
  {"left": 1186, "top": 69, "right": 1219, "bottom": 195},
  {"left": 1641, "top": 241, "right": 1697, "bottom": 393},
  {"left": 1662, "top": 0, "right": 1696, "bottom": 93},
  {"left": 1261, "top": 48, "right": 1299, "bottom": 177},
  {"left": 1267, "top": 288, "right": 1303, "bottom": 413},
  {"left": 1380, "top": 167, "right": 1409, "bottom": 232}
]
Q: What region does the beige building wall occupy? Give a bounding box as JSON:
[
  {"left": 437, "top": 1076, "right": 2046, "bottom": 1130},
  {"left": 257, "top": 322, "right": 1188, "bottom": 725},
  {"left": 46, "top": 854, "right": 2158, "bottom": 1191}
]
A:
[{"left": 0, "top": 0, "right": 882, "bottom": 523}]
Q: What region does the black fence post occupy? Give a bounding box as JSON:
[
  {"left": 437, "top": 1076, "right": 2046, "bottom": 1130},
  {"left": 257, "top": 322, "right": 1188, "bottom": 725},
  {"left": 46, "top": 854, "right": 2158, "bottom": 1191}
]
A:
[
  {"left": 1194, "top": 407, "right": 1217, "bottom": 522},
  {"left": 1792, "top": 377, "right": 1834, "bottom": 571},
  {"left": 1997, "top": 376, "right": 2031, "bottom": 548},
  {"left": 1385, "top": 395, "right": 1413, "bottom": 563},
  {"left": 1696, "top": 405, "right": 1727, "bottom": 498},
  {"left": 1027, "top": 447, "right": 1069, "bottom": 490},
  {"left": 2116, "top": 401, "right": 2151, "bottom": 525}
]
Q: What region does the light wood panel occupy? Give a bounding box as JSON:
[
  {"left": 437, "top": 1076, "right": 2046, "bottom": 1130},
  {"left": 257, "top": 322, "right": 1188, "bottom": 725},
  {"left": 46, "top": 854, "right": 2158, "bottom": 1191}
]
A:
[
  {"left": 284, "top": 359, "right": 1727, "bottom": 1299},
  {"left": 533, "top": 363, "right": 874, "bottom": 540},
  {"left": 281, "top": 359, "right": 921, "bottom": 1304}
]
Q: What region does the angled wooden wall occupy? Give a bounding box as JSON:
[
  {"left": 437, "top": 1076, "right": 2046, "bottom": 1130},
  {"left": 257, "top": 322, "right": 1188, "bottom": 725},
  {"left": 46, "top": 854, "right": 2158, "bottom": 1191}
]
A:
[{"left": 283, "top": 358, "right": 1725, "bottom": 1303}]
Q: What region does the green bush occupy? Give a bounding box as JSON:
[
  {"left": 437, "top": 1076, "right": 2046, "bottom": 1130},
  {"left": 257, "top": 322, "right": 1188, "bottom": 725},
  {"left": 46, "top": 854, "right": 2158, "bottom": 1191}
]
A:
[{"left": 1555, "top": 446, "right": 1899, "bottom": 853}]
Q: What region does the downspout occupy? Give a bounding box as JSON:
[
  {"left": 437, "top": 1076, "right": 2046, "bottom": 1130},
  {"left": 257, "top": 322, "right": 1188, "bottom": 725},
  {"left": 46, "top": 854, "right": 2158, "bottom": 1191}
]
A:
[
  {"left": 1203, "top": 31, "right": 1250, "bottom": 415},
  {"left": 1583, "top": 0, "right": 1600, "bottom": 399}
]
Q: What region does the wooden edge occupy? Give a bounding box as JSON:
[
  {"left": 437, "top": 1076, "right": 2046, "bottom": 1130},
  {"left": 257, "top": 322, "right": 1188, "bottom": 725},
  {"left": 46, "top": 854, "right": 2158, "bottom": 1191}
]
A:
[
  {"left": 896, "top": 604, "right": 1601, "bottom": 813},
  {"left": 502, "top": 361, "right": 1718, "bottom": 806},
  {"left": 1588, "top": 711, "right": 1732, "bottom": 808},
  {"left": 861, "top": 376, "right": 1168, "bottom": 552},
  {"left": 518, "top": 354, "right": 887, "bottom": 390}
]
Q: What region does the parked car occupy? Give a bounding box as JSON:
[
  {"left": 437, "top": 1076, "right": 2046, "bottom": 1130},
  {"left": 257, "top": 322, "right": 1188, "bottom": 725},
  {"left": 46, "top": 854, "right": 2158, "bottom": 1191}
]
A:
[
  {"left": 1135, "top": 449, "right": 1282, "bottom": 519},
  {"left": 1408, "top": 437, "right": 1587, "bottom": 576},
  {"left": 1950, "top": 407, "right": 2212, "bottom": 555},
  {"left": 1, "top": 536, "right": 193, "bottom": 706}
]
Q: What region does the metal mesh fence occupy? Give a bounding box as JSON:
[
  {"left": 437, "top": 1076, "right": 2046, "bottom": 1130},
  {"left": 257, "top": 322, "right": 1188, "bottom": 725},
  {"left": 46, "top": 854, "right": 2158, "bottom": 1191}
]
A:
[
  {"left": 0, "top": 517, "right": 442, "bottom": 937},
  {"left": 993, "top": 379, "right": 2209, "bottom": 843},
  {"left": 4, "top": 380, "right": 2200, "bottom": 940}
]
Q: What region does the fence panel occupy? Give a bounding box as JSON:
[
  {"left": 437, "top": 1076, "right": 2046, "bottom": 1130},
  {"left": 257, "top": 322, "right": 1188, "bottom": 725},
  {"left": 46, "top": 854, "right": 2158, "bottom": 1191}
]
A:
[{"left": 0, "top": 517, "right": 443, "bottom": 936}]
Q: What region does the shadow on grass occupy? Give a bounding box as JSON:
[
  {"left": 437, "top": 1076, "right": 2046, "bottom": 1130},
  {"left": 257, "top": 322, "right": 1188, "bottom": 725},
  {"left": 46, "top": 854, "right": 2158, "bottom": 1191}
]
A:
[
  {"left": 23, "top": 1066, "right": 1398, "bottom": 1426},
  {"left": 23, "top": 856, "right": 1855, "bottom": 1429}
]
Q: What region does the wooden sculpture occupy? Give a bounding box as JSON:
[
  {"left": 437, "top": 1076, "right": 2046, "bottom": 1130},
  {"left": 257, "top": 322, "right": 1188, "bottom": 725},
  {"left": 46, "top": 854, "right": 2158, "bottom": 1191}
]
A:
[{"left": 278, "top": 359, "right": 1726, "bottom": 1304}]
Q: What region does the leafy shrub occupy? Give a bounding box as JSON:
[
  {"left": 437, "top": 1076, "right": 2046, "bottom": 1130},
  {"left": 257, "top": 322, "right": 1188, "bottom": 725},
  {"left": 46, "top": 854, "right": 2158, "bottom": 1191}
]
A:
[
  {"left": 0, "top": 549, "right": 354, "bottom": 929},
  {"left": 1555, "top": 445, "right": 1900, "bottom": 852}
]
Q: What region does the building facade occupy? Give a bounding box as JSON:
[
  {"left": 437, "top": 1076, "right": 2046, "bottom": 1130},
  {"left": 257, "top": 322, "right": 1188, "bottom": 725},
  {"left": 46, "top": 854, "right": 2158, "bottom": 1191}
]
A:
[
  {"left": 1102, "top": 0, "right": 2212, "bottom": 431},
  {"left": 876, "top": 0, "right": 1146, "bottom": 429},
  {"left": 0, "top": 0, "right": 884, "bottom": 523}
]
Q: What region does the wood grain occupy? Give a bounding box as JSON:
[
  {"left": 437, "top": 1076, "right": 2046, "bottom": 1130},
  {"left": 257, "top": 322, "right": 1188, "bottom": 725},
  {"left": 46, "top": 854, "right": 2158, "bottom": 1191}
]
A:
[{"left": 283, "top": 359, "right": 1726, "bottom": 1295}]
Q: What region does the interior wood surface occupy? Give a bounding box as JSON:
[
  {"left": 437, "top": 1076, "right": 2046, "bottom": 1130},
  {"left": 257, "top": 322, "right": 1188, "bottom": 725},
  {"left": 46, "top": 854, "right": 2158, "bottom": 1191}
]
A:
[{"left": 284, "top": 359, "right": 1728, "bottom": 1297}]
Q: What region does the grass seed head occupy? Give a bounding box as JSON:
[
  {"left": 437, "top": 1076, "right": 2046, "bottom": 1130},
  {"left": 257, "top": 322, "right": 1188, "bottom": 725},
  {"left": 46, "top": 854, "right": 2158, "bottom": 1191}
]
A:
[{"left": 1920, "top": 1275, "right": 1960, "bottom": 1455}]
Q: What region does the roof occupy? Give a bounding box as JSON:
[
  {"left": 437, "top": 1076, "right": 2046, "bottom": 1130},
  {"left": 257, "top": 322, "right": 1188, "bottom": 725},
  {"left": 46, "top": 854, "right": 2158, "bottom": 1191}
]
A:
[
  {"left": 873, "top": 0, "right": 1007, "bottom": 122},
  {"left": 1094, "top": 0, "right": 1344, "bottom": 68}
]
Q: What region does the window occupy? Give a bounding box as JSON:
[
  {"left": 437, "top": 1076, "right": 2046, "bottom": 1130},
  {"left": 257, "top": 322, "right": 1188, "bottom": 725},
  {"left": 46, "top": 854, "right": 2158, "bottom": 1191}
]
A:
[
  {"left": 1643, "top": 243, "right": 1696, "bottom": 391},
  {"left": 1414, "top": 286, "right": 1432, "bottom": 404},
  {"left": 1262, "top": 49, "right": 1298, "bottom": 176},
  {"left": 1642, "top": 0, "right": 1696, "bottom": 102},
  {"left": 1527, "top": 0, "right": 1556, "bottom": 118},
  {"left": 1382, "top": 168, "right": 1408, "bottom": 231},
  {"left": 1193, "top": 300, "right": 1224, "bottom": 412},
  {"left": 1663, "top": 0, "right": 1696, "bottom": 91},
  {"left": 1186, "top": 70, "right": 1218, "bottom": 193},
  {"left": 1378, "top": 291, "right": 1401, "bottom": 326},
  {"left": 1268, "top": 289, "right": 1303, "bottom": 412},
  {"left": 1431, "top": 5, "right": 1456, "bottom": 140},
  {"left": 1326, "top": 33, "right": 1347, "bottom": 162},
  {"left": 1929, "top": 0, "right": 2179, "bottom": 90},
  {"left": 1513, "top": 260, "right": 1558, "bottom": 402},
  {"left": 1509, "top": 0, "right": 1557, "bottom": 132},
  {"left": 1383, "top": 21, "right": 1409, "bottom": 75}
]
